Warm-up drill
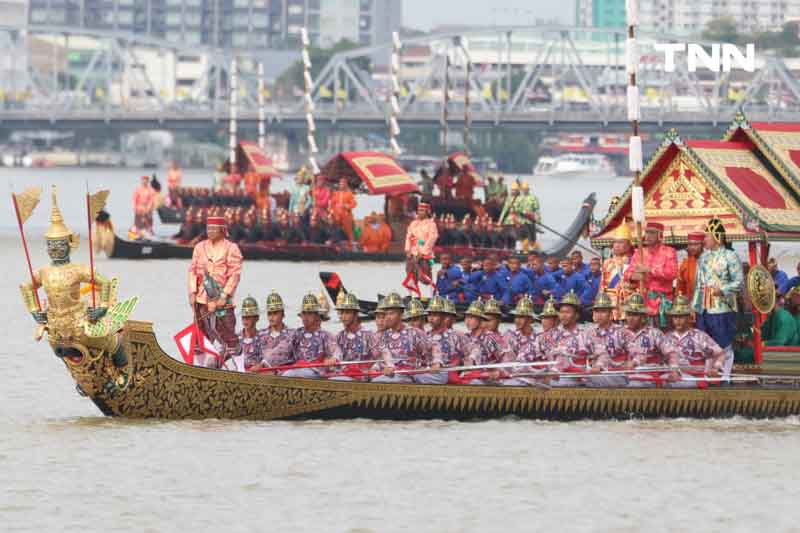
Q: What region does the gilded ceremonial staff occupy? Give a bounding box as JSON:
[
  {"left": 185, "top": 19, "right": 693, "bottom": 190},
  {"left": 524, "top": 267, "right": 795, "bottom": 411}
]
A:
[
  {"left": 626, "top": 0, "right": 646, "bottom": 294},
  {"left": 11, "top": 186, "right": 42, "bottom": 310},
  {"left": 86, "top": 183, "right": 109, "bottom": 308}
]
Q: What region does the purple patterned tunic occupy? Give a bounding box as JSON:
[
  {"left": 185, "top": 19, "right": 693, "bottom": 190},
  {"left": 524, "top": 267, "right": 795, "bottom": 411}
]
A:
[
  {"left": 288, "top": 327, "right": 342, "bottom": 364},
  {"left": 505, "top": 329, "right": 537, "bottom": 361},
  {"left": 546, "top": 324, "right": 608, "bottom": 371},
  {"left": 336, "top": 326, "right": 379, "bottom": 362},
  {"left": 665, "top": 328, "right": 724, "bottom": 369},
  {"left": 239, "top": 332, "right": 263, "bottom": 370},
  {"left": 617, "top": 326, "right": 678, "bottom": 367},
  {"left": 377, "top": 325, "right": 431, "bottom": 368},
  {"left": 465, "top": 331, "right": 513, "bottom": 366},
  {"left": 429, "top": 328, "right": 472, "bottom": 365},
  {"left": 586, "top": 324, "right": 625, "bottom": 369},
  {"left": 257, "top": 326, "right": 294, "bottom": 367}
]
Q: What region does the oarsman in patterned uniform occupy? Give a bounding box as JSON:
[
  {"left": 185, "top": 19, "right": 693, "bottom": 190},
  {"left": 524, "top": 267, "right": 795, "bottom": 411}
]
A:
[
  {"left": 425, "top": 296, "right": 471, "bottom": 384},
  {"left": 585, "top": 292, "right": 626, "bottom": 387},
  {"left": 504, "top": 296, "right": 537, "bottom": 359},
  {"left": 282, "top": 293, "right": 342, "bottom": 379},
  {"left": 502, "top": 297, "right": 544, "bottom": 386},
  {"left": 443, "top": 298, "right": 459, "bottom": 330},
  {"left": 677, "top": 232, "right": 704, "bottom": 303},
  {"left": 251, "top": 290, "right": 293, "bottom": 370},
  {"left": 374, "top": 297, "right": 388, "bottom": 335},
  {"left": 691, "top": 218, "right": 744, "bottom": 378},
  {"left": 403, "top": 298, "right": 428, "bottom": 332},
  {"left": 665, "top": 296, "right": 725, "bottom": 388},
  {"left": 188, "top": 215, "right": 243, "bottom": 367},
  {"left": 624, "top": 221, "right": 678, "bottom": 328},
  {"left": 334, "top": 291, "right": 377, "bottom": 362},
  {"left": 616, "top": 294, "right": 678, "bottom": 388},
  {"left": 546, "top": 291, "right": 608, "bottom": 387},
  {"left": 601, "top": 223, "right": 633, "bottom": 321},
  {"left": 372, "top": 292, "right": 434, "bottom": 384},
  {"left": 461, "top": 299, "right": 514, "bottom": 384},
  {"left": 239, "top": 296, "right": 263, "bottom": 371},
  {"left": 532, "top": 297, "right": 560, "bottom": 362}
]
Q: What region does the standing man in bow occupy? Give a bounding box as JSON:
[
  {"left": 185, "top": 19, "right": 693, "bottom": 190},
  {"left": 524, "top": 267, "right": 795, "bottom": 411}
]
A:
[
  {"left": 133, "top": 175, "right": 156, "bottom": 235},
  {"left": 601, "top": 223, "right": 633, "bottom": 322},
  {"left": 691, "top": 218, "right": 743, "bottom": 378},
  {"left": 403, "top": 202, "right": 438, "bottom": 297},
  {"left": 677, "top": 232, "right": 704, "bottom": 302},
  {"left": 188, "top": 215, "right": 244, "bottom": 367},
  {"left": 624, "top": 221, "right": 678, "bottom": 328}
]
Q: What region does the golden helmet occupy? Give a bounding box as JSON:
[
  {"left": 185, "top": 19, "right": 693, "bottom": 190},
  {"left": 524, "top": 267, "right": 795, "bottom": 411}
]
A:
[
  {"left": 381, "top": 291, "right": 406, "bottom": 310},
  {"left": 335, "top": 290, "right": 361, "bottom": 312},
  {"left": 520, "top": 180, "right": 530, "bottom": 191},
  {"left": 509, "top": 181, "right": 520, "bottom": 192},
  {"left": 667, "top": 295, "right": 692, "bottom": 316},
  {"left": 299, "top": 292, "right": 322, "bottom": 314},
  {"left": 241, "top": 296, "right": 260, "bottom": 318},
  {"left": 375, "top": 297, "right": 387, "bottom": 314},
  {"left": 464, "top": 300, "right": 486, "bottom": 319},
  {"left": 612, "top": 223, "right": 632, "bottom": 242},
  {"left": 443, "top": 298, "right": 458, "bottom": 316},
  {"left": 317, "top": 290, "right": 331, "bottom": 318},
  {"left": 46, "top": 186, "right": 79, "bottom": 248},
  {"left": 624, "top": 293, "right": 648, "bottom": 315},
  {"left": 557, "top": 290, "right": 581, "bottom": 309},
  {"left": 482, "top": 298, "right": 503, "bottom": 318},
  {"left": 426, "top": 295, "right": 448, "bottom": 314},
  {"left": 403, "top": 298, "right": 426, "bottom": 320},
  {"left": 510, "top": 296, "right": 535, "bottom": 318},
  {"left": 592, "top": 292, "right": 615, "bottom": 310},
  {"left": 540, "top": 297, "right": 559, "bottom": 318},
  {"left": 266, "top": 289, "right": 285, "bottom": 313}
]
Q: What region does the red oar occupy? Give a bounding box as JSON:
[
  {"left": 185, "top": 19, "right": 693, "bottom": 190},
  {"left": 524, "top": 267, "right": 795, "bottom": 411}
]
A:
[{"left": 255, "top": 359, "right": 381, "bottom": 374}]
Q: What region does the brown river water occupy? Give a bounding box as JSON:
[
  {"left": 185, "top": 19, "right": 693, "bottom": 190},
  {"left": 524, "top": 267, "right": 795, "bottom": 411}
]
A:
[{"left": 2, "top": 168, "right": 800, "bottom": 532}]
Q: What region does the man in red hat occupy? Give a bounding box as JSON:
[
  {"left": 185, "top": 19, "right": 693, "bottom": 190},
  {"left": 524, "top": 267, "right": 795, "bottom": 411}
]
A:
[
  {"left": 676, "top": 231, "right": 704, "bottom": 303},
  {"left": 624, "top": 221, "right": 678, "bottom": 328},
  {"left": 403, "top": 202, "right": 439, "bottom": 296},
  {"left": 188, "top": 215, "right": 244, "bottom": 367}
]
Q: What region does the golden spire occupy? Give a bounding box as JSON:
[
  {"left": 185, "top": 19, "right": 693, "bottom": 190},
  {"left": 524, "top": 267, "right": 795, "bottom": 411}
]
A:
[{"left": 46, "top": 186, "right": 77, "bottom": 246}]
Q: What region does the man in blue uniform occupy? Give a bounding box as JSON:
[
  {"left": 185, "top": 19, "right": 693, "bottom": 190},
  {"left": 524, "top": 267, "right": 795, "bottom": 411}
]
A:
[
  {"left": 553, "top": 258, "right": 586, "bottom": 300},
  {"left": 468, "top": 256, "right": 507, "bottom": 301},
  {"left": 581, "top": 257, "right": 602, "bottom": 307},
  {"left": 571, "top": 250, "right": 590, "bottom": 279},
  {"left": 503, "top": 256, "right": 534, "bottom": 306}
]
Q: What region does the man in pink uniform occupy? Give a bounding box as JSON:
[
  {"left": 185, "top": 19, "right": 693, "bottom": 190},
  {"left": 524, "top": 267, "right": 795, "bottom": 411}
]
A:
[
  {"left": 133, "top": 175, "right": 156, "bottom": 234},
  {"left": 403, "top": 202, "right": 439, "bottom": 296},
  {"left": 188, "top": 215, "right": 244, "bottom": 367},
  {"left": 624, "top": 221, "right": 678, "bottom": 328}
]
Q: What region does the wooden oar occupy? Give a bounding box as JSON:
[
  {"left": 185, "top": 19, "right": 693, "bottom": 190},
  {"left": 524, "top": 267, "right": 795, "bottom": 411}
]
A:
[{"left": 255, "top": 359, "right": 382, "bottom": 374}]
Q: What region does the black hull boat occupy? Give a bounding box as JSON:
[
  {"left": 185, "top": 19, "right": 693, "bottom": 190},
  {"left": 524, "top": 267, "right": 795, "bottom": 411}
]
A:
[
  {"left": 157, "top": 205, "right": 183, "bottom": 224},
  {"left": 106, "top": 194, "right": 596, "bottom": 262},
  {"left": 61, "top": 321, "right": 800, "bottom": 421}
]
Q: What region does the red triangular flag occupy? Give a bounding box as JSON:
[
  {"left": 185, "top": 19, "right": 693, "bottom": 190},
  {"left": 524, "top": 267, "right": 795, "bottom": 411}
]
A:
[{"left": 174, "top": 323, "right": 198, "bottom": 364}]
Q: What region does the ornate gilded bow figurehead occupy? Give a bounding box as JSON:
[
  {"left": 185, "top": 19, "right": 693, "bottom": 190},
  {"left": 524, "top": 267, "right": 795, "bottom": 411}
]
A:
[
  {"left": 46, "top": 186, "right": 80, "bottom": 264},
  {"left": 706, "top": 217, "right": 726, "bottom": 245}
]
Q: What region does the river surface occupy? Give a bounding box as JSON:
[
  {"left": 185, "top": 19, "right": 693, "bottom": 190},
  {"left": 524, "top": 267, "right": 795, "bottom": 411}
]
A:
[{"left": 2, "top": 168, "right": 800, "bottom": 532}]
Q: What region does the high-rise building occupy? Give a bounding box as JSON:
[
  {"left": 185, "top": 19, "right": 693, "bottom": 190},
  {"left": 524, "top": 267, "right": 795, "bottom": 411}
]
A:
[
  {"left": 575, "top": 0, "right": 626, "bottom": 29},
  {"left": 27, "top": 0, "right": 401, "bottom": 49},
  {"left": 637, "top": 0, "right": 800, "bottom": 35},
  {"left": 267, "top": 0, "right": 402, "bottom": 49}
]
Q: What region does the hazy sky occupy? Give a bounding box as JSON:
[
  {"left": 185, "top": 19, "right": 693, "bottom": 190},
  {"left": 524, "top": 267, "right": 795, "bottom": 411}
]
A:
[{"left": 403, "top": 0, "right": 573, "bottom": 30}]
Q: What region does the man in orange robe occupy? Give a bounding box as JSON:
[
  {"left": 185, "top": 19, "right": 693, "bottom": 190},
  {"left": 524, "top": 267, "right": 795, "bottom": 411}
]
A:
[
  {"left": 331, "top": 178, "right": 357, "bottom": 247},
  {"left": 360, "top": 213, "right": 388, "bottom": 253},
  {"left": 677, "top": 231, "right": 704, "bottom": 302}
]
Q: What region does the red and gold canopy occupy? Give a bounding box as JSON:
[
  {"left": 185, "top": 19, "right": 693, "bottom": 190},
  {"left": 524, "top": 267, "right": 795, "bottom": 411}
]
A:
[
  {"left": 592, "top": 122, "right": 800, "bottom": 247},
  {"left": 320, "top": 152, "right": 418, "bottom": 195},
  {"left": 236, "top": 140, "right": 280, "bottom": 178}
]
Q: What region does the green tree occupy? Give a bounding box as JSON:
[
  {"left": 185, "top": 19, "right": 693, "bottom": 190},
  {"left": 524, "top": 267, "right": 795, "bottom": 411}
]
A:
[{"left": 702, "top": 17, "right": 741, "bottom": 44}]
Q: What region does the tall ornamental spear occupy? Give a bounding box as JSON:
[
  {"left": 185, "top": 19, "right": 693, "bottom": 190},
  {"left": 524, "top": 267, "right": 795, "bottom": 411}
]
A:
[
  {"left": 11, "top": 186, "right": 43, "bottom": 310},
  {"left": 388, "top": 31, "right": 402, "bottom": 157},
  {"left": 229, "top": 56, "right": 238, "bottom": 172},
  {"left": 301, "top": 27, "right": 320, "bottom": 174},
  {"left": 86, "top": 184, "right": 109, "bottom": 308},
  {"left": 626, "top": 0, "right": 645, "bottom": 294},
  {"left": 258, "top": 61, "right": 266, "bottom": 150},
  {"left": 441, "top": 53, "right": 450, "bottom": 156}
]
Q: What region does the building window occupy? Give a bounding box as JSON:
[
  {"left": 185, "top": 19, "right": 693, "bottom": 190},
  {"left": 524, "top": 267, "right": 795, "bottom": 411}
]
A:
[{"left": 186, "top": 31, "right": 202, "bottom": 45}]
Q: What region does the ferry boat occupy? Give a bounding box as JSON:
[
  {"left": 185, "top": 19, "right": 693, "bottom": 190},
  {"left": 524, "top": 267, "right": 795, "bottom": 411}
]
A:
[{"left": 533, "top": 153, "right": 616, "bottom": 178}]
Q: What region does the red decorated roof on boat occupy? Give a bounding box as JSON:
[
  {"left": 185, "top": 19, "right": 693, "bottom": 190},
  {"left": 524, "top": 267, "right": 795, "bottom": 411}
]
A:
[
  {"left": 320, "top": 152, "right": 419, "bottom": 195},
  {"left": 592, "top": 119, "right": 800, "bottom": 246},
  {"left": 446, "top": 152, "right": 483, "bottom": 185},
  {"left": 236, "top": 141, "right": 281, "bottom": 178}
]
